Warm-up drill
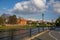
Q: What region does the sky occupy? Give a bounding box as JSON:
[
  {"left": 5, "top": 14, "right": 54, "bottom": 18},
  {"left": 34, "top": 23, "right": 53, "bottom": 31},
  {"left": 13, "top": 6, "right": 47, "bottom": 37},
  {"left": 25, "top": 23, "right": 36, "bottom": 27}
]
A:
[{"left": 0, "top": 0, "right": 60, "bottom": 22}]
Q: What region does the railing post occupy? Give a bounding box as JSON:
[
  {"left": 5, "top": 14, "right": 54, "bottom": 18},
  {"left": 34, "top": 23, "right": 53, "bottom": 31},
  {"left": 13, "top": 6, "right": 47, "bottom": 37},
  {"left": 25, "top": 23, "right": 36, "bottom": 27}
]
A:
[
  {"left": 42, "top": 27, "right": 44, "bottom": 31},
  {"left": 37, "top": 26, "right": 40, "bottom": 33},
  {"left": 29, "top": 28, "right": 32, "bottom": 37},
  {"left": 10, "top": 29, "right": 14, "bottom": 40}
]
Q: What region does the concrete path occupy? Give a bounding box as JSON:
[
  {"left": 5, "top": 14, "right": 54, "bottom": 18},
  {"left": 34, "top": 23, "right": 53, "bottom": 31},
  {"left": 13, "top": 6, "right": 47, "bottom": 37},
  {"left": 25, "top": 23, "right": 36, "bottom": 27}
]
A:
[
  {"left": 49, "top": 31, "right": 58, "bottom": 40},
  {"left": 32, "top": 30, "right": 60, "bottom": 40},
  {"left": 25, "top": 30, "right": 50, "bottom": 40}
]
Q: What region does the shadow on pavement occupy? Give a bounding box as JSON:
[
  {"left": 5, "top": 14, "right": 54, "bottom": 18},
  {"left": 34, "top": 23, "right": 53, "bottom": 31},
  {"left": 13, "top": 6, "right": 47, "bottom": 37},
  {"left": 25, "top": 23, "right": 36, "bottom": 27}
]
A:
[{"left": 32, "top": 37, "right": 42, "bottom": 40}]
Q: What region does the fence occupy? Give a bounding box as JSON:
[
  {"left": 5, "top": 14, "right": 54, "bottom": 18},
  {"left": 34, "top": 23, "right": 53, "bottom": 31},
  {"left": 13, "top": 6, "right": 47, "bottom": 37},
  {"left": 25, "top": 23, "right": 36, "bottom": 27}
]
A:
[{"left": 0, "top": 27, "right": 50, "bottom": 40}]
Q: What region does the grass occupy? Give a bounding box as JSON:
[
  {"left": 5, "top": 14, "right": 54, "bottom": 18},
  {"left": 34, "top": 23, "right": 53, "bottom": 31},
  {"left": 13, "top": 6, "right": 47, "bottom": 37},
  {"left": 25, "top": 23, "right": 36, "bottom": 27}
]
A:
[
  {"left": 0, "top": 24, "right": 54, "bottom": 30},
  {"left": 0, "top": 25, "right": 36, "bottom": 30}
]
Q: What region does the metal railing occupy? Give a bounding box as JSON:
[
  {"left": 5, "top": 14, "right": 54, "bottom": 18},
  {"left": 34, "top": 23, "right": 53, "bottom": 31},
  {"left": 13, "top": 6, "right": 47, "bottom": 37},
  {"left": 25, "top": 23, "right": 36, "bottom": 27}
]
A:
[{"left": 0, "top": 27, "right": 50, "bottom": 40}]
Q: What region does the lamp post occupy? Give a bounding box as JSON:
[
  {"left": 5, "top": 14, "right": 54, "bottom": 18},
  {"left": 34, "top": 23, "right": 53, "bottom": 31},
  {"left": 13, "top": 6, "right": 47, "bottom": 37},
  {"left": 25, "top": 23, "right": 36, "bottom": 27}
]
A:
[
  {"left": 29, "top": 22, "right": 32, "bottom": 37},
  {"left": 42, "top": 13, "right": 44, "bottom": 23},
  {"left": 42, "top": 13, "right": 44, "bottom": 31}
]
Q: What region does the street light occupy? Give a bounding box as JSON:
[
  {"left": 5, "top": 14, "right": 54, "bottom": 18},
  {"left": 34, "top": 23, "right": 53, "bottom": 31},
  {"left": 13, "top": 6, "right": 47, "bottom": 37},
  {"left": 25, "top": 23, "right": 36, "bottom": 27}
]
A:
[
  {"left": 29, "top": 21, "right": 32, "bottom": 37},
  {"left": 42, "top": 13, "right": 44, "bottom": 23},
  {"left": 42, "top": 13, "right": 44, "bottom": 31}
]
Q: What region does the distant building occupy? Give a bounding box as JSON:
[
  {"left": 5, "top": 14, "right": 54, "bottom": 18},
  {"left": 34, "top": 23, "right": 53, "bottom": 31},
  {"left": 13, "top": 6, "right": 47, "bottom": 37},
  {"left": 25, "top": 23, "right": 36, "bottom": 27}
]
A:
[
  {"left": 17, "top": 18, "right": 27, "bottom": 25},
  {"left": 20, "top": 18, "right": 27, "bottom": 25}
]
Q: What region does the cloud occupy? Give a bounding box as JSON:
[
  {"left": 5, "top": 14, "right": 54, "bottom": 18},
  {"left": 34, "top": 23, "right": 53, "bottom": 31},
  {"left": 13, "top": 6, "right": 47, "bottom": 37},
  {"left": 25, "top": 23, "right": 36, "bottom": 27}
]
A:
[
  {"left": 9, "top": 0, "right": 47, "bottom": 14},
  {"left": 2, "top": 8, "right": 6, "bottom": 10},
  {"left": 6, "top": 0, "right": 60, "bottom": 21},
  {"left": 48, "top": 0, "right": 60, "bottom": 14},
  {"left": 13, "top": 1, "right": 30, "bottom": 10},
  {"left": 26, "top": 18, "right": 39, "bottom": 21},
  {"left": 31, "top": 0, "right": 47, "bottom": 9},
  {"left": 53, "top": 2, "right": 60, "bottom": 13},
  {"left": 14, "top": 3, "right": 23, "bottom": 10}
]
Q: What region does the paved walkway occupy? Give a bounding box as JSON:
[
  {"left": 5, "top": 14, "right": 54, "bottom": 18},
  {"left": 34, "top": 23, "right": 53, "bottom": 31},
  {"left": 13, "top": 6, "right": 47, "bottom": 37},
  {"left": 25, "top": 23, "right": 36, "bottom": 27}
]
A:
[
  {"left": 24, "top": 30, "right": 50, "bottom": 40},
  {"left": 23, "top": 27, "right": 60, "bottom": 40},
  {"left": 32, "top": 30, "right": 60, "bottom": 40}
]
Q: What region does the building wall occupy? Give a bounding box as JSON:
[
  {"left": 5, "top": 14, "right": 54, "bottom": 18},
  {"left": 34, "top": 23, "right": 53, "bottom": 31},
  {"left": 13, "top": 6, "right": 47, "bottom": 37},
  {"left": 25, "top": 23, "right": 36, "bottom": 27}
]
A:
[
  {"left": 20, "top": 19, "right": 27, "bottom": 25},
  {"left": 17, "top": 19, "right": 27, "bottom": 25}
]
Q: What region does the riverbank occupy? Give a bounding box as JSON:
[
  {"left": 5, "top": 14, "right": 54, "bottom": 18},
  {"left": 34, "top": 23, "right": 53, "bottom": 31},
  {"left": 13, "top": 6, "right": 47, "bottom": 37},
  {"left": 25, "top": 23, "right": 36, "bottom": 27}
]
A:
[
  {"left": 0, "top": 23, "right": 54, "bottom": 31},
  {"left": 0, "top": 25, "right": 36, "bottom": 30}
]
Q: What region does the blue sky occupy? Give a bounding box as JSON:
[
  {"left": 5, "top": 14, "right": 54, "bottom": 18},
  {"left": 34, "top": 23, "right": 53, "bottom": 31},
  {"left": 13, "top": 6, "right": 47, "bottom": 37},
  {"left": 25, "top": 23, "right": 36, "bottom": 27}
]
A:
[
  {"left": 0, "top": 0, "right": 29, "bottom": 14},
  {"left": 0, "top": 0, "right": 60, "bottom": 22}
]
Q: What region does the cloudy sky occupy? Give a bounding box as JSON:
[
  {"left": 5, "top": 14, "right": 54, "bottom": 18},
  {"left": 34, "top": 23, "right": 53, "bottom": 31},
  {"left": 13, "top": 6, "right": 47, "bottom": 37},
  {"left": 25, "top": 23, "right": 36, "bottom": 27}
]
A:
[{"left": 0, "top": 0, "right": 60, "bottom": 21}]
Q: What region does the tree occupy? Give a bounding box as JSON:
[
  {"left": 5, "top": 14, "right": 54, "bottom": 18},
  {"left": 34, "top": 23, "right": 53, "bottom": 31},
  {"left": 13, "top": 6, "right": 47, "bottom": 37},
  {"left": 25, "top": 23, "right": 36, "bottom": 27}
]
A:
[
  {"left": 1, "top": 13, "right": 10, "bottom": 19},
  {"left": 8, "top": 15, "right": 17, "bottom": 24},
  {"left": 1, "top": 13, "right": 10, "bottom": 24},
  {"left": 0, "top": 17, "right": 4, "bottom": 25},
  {"left": 55, "top": 17, "right": 60, "bottom": 26}
]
